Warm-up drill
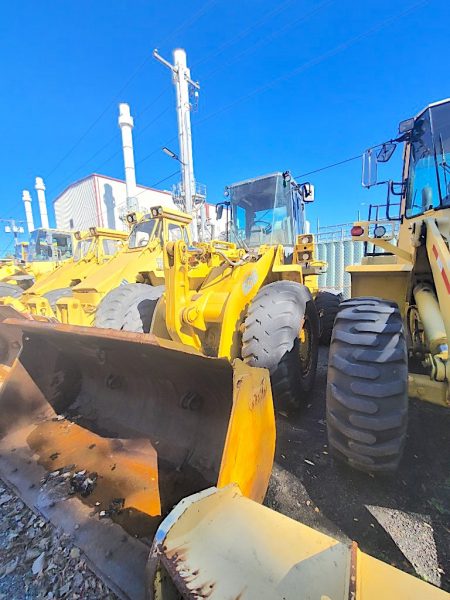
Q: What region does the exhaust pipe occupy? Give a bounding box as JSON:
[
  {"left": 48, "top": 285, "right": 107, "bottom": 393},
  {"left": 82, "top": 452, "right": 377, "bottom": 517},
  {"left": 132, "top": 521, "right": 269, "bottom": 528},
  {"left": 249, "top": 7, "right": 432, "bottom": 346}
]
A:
[
  {"left": 22, "top": 190, "right": 34, "bottom": 233},
  {"left": 118, "top": 103, "right": 138, "bottom": 212},
  {"left": 35, "top": 176, "right": 49, "bottom": 229}
]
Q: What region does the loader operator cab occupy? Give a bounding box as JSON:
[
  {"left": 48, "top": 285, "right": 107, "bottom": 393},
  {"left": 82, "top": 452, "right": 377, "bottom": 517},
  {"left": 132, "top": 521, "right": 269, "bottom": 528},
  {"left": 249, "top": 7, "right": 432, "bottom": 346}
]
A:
[
  {"left": 72, "top": 229, "right": 124, "bottom": 263},
  {"left": 222, "top": 171, "right": 314, "bottom": 250},
  {"left": 127, "top": 209, "right": 190, "bottom": 249},
  {"left": 362, "top": 98, "right": 450, "bottom": 219},
  {"left": 27, "top": 228, "right": 73, "bottom": 262}
]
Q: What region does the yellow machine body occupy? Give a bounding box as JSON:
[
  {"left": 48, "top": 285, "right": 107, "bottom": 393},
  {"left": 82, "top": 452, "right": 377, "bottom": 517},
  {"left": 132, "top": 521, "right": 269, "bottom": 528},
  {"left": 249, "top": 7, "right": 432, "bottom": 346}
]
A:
[
  {"left": 347, "top": 101, "right": 450, "bottom": 407},
  {"left": 151, "top": 235, "right": 324, "bottom": 360},
  {"left": 0, "top": 228, "right": 128, "bottom": 318},
  {"left": 149, "top": 484, "right": 447, "bottom": 600},
  {"left": 0, "top": 228, "right": 74, "bottom": 290},
  {"left": 56, "top": 206, "right": 193, "bottom": 326}
]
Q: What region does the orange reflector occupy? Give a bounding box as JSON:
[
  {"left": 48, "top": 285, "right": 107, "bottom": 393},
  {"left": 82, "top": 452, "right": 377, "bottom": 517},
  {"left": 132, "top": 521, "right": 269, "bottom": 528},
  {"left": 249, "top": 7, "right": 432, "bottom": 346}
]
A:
[{"left": 351, "top": 225, "right": 364, "bottom": 236}]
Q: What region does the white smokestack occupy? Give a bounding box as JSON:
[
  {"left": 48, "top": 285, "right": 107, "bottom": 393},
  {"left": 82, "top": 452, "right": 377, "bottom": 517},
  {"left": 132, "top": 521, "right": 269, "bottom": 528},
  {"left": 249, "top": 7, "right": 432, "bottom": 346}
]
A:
[
  {"left": 118, "top": 103, "right": 138, "bottom": 211},
  {"left": 22, "top": 189, "right": 34, "bottom": 233},
  {"left": 35, "top": 176, "right": 49, "bottom": 229}
]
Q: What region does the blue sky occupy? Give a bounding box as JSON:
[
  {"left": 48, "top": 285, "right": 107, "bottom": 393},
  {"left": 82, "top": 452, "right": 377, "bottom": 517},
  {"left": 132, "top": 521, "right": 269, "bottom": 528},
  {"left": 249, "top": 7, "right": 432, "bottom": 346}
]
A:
[{"left": 0, "top": 0, "right": 448, "bottom": 253}]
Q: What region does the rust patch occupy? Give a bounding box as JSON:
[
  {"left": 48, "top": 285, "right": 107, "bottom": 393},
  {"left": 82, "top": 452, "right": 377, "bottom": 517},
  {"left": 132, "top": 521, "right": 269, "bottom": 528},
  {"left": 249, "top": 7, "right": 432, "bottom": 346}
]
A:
[
  {"left": 28, "top": 418, "right": 161, "bottom": 517},
  {"left": 348, "top": 540, "right": 357, "bottom": 600},
  {"left": 249, "top": 377, "right": 268, "bottom": 410},
  {"left": 163, "top": 544, "right": 216, "bottom": 598}
]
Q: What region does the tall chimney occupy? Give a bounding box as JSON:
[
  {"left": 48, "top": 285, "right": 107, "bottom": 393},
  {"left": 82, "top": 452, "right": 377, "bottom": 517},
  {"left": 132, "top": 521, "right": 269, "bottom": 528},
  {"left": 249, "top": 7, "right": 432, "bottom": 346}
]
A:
[
  {"left": 118, "top": 103, "right": 138, "bottom": 211},
  {"left": 22, "top": 190, "right": 34, "bottom": 233},
  {"left": 35, "top": 176, "right": 49, "bottom": 229}
]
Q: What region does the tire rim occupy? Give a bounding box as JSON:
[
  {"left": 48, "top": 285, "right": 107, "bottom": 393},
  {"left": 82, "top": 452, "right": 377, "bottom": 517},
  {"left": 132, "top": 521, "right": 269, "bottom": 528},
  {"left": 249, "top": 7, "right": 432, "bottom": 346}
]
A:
[{"left": 298, "top": 315, "right": 312, "bottom": 378}]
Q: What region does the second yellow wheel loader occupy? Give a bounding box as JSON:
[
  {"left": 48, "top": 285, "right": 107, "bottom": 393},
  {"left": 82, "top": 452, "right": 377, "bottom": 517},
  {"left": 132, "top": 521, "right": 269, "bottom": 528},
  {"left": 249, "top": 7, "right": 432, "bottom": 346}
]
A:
[
  {"left": 327, "top": 98, "right": 450, "bottom": 473},
  {"left": 102, "top": 171, "right": 328, "bottom": 409},
  {"left": 0, "top": 227, "right": 127, "bottom": 318},
  {"left": 55, "top": 206, "right": 193, "bottom": 328},
  {"left": 0, "top": 227, "right": 74, "bottom": 297}
]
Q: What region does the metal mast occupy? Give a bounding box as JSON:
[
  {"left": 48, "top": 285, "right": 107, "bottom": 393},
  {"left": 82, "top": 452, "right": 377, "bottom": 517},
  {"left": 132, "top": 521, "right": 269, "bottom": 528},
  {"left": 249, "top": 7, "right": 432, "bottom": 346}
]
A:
[{"left": 153, "top": 48, "right": 200, "bottom": 239}]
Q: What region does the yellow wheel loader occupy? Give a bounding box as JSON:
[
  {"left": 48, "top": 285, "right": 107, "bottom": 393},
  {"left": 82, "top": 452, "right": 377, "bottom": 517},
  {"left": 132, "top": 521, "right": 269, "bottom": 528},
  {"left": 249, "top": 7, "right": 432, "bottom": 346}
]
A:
[
  {"left": 96, "top": 172, "right": 329, "bottom": 410},
  {"left": 327, "top": 98, "right": 450, "bottom": 473},
  {"left": 55, "top": 206, "right": 193, "bottom": 328},
  {"left": 0, "top": 227, "right": 74, "bottom": 297},
  {"left": 0, "top": 227, "right": 127, "bottom": 318},
  {"left": 0, "top": 174, "right": 323, "bottom": 537},
  {"left": 0, "top": 182, "right": 442, "bottom": 598}
]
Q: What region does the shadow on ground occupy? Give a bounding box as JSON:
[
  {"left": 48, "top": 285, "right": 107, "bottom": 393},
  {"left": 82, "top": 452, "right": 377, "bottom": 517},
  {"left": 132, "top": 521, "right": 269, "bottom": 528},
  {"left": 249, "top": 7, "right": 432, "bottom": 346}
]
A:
[{"left": 265, "top": 347, "right": 450, "bottom": 590}]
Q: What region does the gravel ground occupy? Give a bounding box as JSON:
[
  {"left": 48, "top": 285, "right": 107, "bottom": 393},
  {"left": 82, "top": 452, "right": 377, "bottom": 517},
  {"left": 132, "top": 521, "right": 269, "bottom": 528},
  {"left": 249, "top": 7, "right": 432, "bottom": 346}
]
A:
[
  {"left": 0, "top": 482, "right": 117, "bottom": 600},
  {"left": 0, "top": 347, "right": 449, "bottom": 597}
]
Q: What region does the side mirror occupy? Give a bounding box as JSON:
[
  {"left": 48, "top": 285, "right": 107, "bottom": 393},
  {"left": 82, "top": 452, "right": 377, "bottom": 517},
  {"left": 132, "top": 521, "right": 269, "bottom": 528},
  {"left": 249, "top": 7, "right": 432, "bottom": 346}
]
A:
[
  {"left": 398, "top": 117, "right": 414, "bottom": 134},
  {"left": 362, "top": 149, "right": 378, "bottom": 188},
  {"left": 377, "top": 142, "right": 396, "bottom": 163},
  {"left": 216, "top": 204, "right": 224, "bottom": 220},
  {"left": 302, "top": 183, "right": 315, "bottom": 203}
]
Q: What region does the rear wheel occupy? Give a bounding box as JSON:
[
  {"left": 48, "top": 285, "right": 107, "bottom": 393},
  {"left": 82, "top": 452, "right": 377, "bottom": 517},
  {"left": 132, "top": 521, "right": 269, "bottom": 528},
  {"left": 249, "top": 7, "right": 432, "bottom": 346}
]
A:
[
  {"left": 95, "top": 283, "right": 164, "bottom": 333},
  {"left": 241, "top": 281, "right": 319, "bottom": 410},
  {"left": 326, "top": 297, "right": 408, "bottom": 473},
  {"left": 315, "top": 290, "right": 342, "bottom": 345},
  {"left": 0, "top": 282, "right": 23, "bottom": 299},
  {"left": 43, "top": 287, "right": 73, "bottom": 312}
]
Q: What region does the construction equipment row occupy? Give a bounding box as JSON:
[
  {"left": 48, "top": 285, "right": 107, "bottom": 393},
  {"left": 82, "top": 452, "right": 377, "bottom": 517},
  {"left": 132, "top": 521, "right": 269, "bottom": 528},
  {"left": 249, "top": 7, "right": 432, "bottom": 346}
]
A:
[{"left": 0, "top": 100, "right": 448, "bottom": 599}]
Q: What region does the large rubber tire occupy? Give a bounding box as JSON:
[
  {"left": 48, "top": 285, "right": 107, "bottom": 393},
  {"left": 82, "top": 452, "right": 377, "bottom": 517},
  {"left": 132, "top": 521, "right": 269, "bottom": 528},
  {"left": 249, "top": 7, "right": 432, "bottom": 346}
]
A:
[
  {"left": 0, "top": 282, "right": 23, "bottom": 299},
  {"left": 241, "top": 281, "right": 319, "bottom": 410},
  {"left": 121, "top": 285, "right": 165, "bottom": 333},
  {"left": 315, "top": 290, "right": 342, "bottom": 345},
  {"left": 43, "top": 287, "right": 73, "bottom": 312},
  {"left": 95, "top": 283, "right": 164, "bottom": 333},
  {"left": 326, "top": 297, "right": 408, "bottom": 473}
]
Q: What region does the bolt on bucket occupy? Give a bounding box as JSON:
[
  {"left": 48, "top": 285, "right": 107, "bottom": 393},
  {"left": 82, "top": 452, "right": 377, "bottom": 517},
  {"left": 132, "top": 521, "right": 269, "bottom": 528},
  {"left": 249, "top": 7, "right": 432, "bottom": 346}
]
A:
[{"left": 0, "top": 308, "right": 275, "bottom": 541}]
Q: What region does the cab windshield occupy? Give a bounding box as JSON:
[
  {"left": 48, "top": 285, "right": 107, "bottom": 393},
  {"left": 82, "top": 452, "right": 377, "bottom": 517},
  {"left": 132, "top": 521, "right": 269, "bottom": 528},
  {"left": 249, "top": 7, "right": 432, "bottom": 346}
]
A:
[
  {"left": 405, "top": 101, "right": 450, "bottom": 217},
  {"left": 229, "top": 174, "right": 295, "bottom": 247},
  {"left": 73, "top": 238, "right": 93, "bottom": 262},
  {"left": 27, "top": 230, "right": 73, "bottom": 262},
  {"left": 128, "top": 219, "right": 158, "bottom": 249}
]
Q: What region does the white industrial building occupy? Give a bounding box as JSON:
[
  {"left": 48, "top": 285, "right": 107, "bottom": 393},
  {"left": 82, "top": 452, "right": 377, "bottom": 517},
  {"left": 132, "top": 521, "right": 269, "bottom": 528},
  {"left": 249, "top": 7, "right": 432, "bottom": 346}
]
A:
[{"left": 53, "top": 173, "right": 174, "bottom": 231}]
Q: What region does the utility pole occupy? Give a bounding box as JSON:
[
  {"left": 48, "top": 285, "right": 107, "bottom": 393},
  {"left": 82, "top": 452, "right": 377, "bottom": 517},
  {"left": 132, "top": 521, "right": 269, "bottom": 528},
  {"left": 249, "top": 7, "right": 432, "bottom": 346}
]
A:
[
  {"left": 1, "top": 218, "right": 25, "bottom": 255},
  {"left": 153, "top": 48, "right": 200, "bottom": 240}
]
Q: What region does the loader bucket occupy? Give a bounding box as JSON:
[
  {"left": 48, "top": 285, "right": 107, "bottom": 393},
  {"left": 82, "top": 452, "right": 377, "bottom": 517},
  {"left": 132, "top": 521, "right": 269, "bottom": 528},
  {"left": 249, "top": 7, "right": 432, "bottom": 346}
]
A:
[{"left": 0, "top": 308, "right": 275, "bottom": 543}]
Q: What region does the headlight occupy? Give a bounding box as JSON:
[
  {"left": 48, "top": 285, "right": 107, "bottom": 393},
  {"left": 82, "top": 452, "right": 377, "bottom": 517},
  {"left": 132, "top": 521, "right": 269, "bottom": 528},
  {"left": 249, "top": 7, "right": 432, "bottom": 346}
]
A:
[{"left": 373, "top": 225, "right": 387, "bottom": 238}]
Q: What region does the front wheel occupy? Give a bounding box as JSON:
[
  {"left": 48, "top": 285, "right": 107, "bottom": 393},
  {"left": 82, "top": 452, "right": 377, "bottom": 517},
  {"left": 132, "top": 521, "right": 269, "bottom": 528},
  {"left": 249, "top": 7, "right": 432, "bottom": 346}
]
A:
[
  {"left": 241, "top": 281, "right": 319, "bottom": 411},
  {"left": 326, "top": 297, "right": 408, "bottom": 473},
  {"left": 95, "top": 283, "right": 164, "bottom": 332}
]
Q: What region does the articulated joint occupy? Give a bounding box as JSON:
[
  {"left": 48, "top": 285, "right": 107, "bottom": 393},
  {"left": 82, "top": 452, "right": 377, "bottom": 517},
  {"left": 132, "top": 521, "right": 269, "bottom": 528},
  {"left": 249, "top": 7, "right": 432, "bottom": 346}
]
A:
[
  {"left": 182, "top": 305, "right": 198, "bottom": 324},
  {"left": 423, "top": 353, "right": 448, "bottom": 382},
  {"left": 413, "top": 284, "right": 448, "bottom": 356}
]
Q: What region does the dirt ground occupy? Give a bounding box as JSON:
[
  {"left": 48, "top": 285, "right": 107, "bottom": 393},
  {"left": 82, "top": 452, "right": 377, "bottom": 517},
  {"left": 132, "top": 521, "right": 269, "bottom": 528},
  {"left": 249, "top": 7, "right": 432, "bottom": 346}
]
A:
[
  {"left": 0, "top": 347, "right": 448, "bottom": 597},
  {"left": 266, "top": 347, "right": 450, "bottom": 591}
]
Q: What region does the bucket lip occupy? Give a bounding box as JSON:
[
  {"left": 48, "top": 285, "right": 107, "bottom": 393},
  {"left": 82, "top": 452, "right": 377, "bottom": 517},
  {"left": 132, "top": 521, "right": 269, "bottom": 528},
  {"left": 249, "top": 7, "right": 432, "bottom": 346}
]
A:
[{"left": 0, "top": 315, "right": 230, "bottom": 362}]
